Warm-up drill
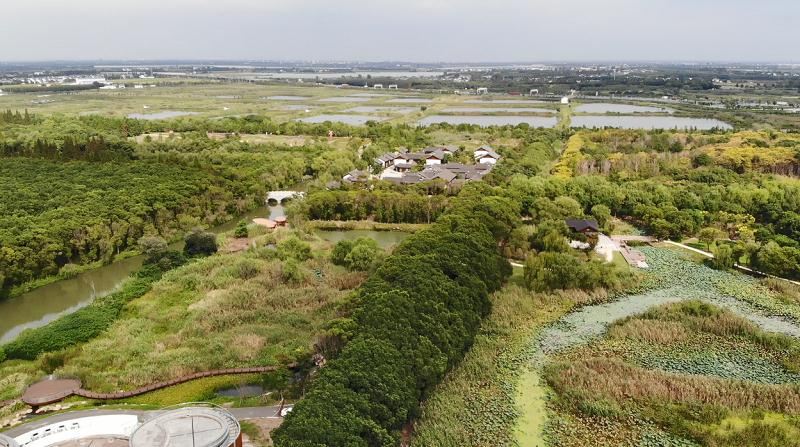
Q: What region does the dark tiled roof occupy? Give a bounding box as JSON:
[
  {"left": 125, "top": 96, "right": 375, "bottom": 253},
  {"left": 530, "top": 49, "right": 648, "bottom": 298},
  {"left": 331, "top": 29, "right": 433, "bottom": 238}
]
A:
[
  {"left": 475, "top": 149, "right": 501, "bottom": 160},
  {"left": 566, "top": 218, "right": 600, "bottom": 232},
  {"left": 344, "top": 169, "right": 368, "bottom": 183},
  {"left": 420, "top": 167, "right": 457, "bottom": 182},
  {"left": 376, "top": 152, "right": 397, "bottom": 163}
]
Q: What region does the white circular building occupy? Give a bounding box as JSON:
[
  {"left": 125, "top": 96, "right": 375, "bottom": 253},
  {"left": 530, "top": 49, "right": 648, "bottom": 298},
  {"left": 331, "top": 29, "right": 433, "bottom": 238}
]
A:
[
  {"left": 5, "top": 405, "right": 240, "bottom": 447},
  {"left": 0, "top": 433, "right": 20, "bottom": 447},
  {"left": 130, "top": 407, "right": 241, "bottom": 447}
]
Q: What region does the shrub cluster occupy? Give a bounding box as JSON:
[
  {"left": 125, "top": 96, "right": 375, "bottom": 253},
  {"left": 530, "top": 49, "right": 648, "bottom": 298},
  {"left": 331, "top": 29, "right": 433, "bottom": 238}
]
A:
[
  {"left": 272, "top": 192, "right": 513, "bottom": 446},
  {"left": 330, "top": 238, "right": 383, "bottom": 272},
  {"left": 523, "top": 251, "right": 625, "bottom": 292}
]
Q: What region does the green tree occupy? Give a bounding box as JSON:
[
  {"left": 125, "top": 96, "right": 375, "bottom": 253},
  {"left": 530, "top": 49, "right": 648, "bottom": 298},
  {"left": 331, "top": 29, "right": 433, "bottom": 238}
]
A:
[
  {"left": 591, "top": 204, "right": 612, "bottom": 230},
  {"left": 184, "top": 229, "right": 218, "bottom": 257},
  {"left": 711, "top": 244, "right": 736, "bottom": 270},
  {"left": 344, "top": 239, "right": 382, "bottom": 271},
  {"left": 330, "top": 240, "right": 354, "bottom": 266},
  {"left": 698, "top": 227, "right": 723, "bottom": 251},
  {"left": 138, "top": 236, "right": 168, "bottom": 261}
]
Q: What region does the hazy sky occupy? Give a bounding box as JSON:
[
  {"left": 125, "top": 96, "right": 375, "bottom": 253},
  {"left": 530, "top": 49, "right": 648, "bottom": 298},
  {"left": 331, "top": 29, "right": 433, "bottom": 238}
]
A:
[{"left": 2, "top": 0, "right": 798, "bottom": 62}]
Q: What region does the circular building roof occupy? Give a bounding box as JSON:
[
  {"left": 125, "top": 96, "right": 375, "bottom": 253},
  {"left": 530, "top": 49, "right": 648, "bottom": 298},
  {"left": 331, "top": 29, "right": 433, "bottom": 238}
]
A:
[
  {"left": 22, "top": 379, "right": 82, "bottom": 406},
  {"left": 129, "top": 407, "right": 240, "bottom": 447},
  {"left": 0, "top": 433, "right": 19, "bottom": 447}
]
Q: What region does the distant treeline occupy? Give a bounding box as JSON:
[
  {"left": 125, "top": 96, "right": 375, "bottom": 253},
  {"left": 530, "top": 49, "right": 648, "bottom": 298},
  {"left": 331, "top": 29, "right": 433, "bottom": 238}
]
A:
[
  {"left": 0, "top": 136, "right": 135, "bottom": 161},
  {"left": 1, "top": 84, "right": 102, "bottom": 94}
]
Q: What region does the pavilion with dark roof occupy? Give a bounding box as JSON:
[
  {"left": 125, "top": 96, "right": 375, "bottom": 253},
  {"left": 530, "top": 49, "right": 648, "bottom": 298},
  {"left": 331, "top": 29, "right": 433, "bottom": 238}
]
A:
[{"left": 566, "top": 218, "right": 600, "bottom": 234}]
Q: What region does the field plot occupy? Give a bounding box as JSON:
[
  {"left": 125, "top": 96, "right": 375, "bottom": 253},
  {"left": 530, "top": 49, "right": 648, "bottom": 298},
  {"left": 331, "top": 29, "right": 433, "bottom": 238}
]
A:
[
  {"left": 318, "top": 96, "right": 371, "bottom": 103},
  {"left": 344, "top": 106, "right": 417, "bottom": 114},
  {"left": 297, "top": 114, "right": 389, "bottom": 125},
  {"left": 441, "top": 107, "right": 555, "bottom": 114},
  {"left": 0, "top": 82, "right": 364, "bottom": 120},
  {"left": 574, "top": 103, "right": 675, "bottom": 114},
  {"left": 571, "top": 115, "right": 731, "bottom": 130},
  {"left": 464, "top": 99, "right": 548, "bottom": 104},
  {"left": 419, "top": 115, "right": 558, "bottom": 127},
  {"left": 387, "top": 98, "right": 434, "bottom": 103}
]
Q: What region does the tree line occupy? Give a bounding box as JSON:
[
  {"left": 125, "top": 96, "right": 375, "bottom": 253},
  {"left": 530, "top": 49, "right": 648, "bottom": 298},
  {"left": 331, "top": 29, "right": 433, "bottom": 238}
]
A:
[
  {"left": 299, "top": 190, "right": 449, "bottom": 224},
  {"left": 272, "top": 184, "right": 516, "bottom": 445},
  {"left": 0, "top": 158, "right": 260, "bottom": 295}
]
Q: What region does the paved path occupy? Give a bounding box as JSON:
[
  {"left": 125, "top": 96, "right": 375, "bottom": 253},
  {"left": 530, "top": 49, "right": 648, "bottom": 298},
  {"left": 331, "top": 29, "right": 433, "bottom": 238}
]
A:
[
  {"left": 1, "top": 405, "right": 287, "bottom": 437},
  {"left": 595, "top": 234, "right": 618, "bottom": 262}
]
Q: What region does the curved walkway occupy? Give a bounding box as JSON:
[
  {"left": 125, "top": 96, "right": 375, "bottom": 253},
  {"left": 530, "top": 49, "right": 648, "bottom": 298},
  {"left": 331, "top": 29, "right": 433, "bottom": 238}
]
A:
[{"left": 23, "top": 364, "right": 297, "bottom": 407}]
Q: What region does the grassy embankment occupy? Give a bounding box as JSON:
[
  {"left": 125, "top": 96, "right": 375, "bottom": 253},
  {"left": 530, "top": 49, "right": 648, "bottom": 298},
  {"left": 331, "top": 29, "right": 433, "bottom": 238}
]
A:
[{"left": 0, "top": 226, "right": 372, "bottom": 418}]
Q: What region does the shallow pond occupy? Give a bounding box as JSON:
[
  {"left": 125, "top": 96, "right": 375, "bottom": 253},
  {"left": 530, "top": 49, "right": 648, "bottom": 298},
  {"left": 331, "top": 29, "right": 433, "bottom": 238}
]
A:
[
  {"left": 314, "top": 230, "right": 411, "bottom": 249},
  {"left": 318, "top": 97, "right": 371, "bottom": 103},
  {"left": 344, "top": 106, "right": 416, "bottom": 114},
  {"left": 216, "top": 384, "right": 265, "bottom": 398},
  {"left": 418, "top": 115, "right": 557, "bottom": 127},
  {"left": 297, "top": 114, "right": 388, "bottom": 125},
  {"left": 127, "top": 111, "right": 200, "bottom": 120},
  {"left": 464, "top": 99, "right": 546, "bottom": 104},
  {"left": 441, "top": 107, "right": 554, "bottom": 114},
  {"left": 571, "top": 116, "right": 731, "bottom": 130},
  {"left": 0, "top": 205, "right": 284, "bottom": 343},
  {"left": 575, "top": 103, "right": 674, "bottom": 114}
]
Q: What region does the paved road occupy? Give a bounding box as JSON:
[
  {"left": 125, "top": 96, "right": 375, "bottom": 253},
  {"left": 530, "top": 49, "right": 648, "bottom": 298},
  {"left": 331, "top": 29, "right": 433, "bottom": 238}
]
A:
[{"left": 2, "top": 405, "right": 288, "bottom": 437}]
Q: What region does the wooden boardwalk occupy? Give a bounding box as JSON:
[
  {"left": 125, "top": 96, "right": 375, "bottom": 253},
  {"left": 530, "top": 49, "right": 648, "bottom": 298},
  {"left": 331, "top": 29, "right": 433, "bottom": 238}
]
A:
[{"left": 22, "top": 364, "right": 296, "bottom": 407}]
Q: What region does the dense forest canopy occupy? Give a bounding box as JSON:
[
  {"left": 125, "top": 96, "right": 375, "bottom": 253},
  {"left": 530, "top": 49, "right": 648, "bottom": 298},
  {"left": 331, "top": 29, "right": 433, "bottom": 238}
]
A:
[{"left": 0, "top": 158, "right": 256, "bottom": 293}]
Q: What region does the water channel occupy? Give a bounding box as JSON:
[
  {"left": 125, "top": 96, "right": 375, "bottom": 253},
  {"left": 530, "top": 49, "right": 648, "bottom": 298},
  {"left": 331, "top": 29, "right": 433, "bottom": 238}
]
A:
[{"left": 0, "top": 205, "right": 282, "bottom": 343}]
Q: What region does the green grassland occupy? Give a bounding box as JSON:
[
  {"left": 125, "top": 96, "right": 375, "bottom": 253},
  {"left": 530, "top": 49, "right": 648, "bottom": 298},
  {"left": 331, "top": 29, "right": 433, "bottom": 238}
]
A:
[{"left": 0, "top": 80, "right": 562, "bottom": 127}]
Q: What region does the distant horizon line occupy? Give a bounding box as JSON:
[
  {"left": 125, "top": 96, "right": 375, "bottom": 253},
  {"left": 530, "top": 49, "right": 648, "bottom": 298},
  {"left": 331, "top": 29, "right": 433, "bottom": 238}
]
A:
[{"left": 2, "top": 59, "right": 800, "bottom": 67}]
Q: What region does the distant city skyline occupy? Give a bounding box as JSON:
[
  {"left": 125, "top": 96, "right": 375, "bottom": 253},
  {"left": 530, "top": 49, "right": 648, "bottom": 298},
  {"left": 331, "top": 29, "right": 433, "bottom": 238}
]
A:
[{"left": 2, "top": 0, "right": 798, "bottom": 63}]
